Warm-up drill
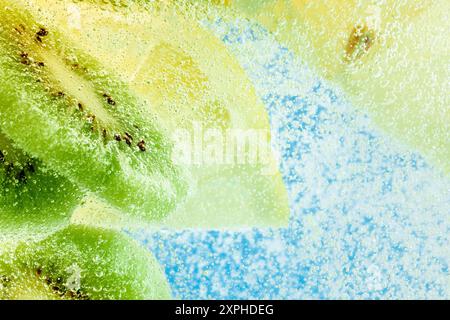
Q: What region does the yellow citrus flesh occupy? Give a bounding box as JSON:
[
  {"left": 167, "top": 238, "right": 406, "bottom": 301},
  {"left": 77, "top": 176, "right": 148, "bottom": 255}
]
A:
[{"left": 219, "top": 0, "right": 449, "bottom": 174}]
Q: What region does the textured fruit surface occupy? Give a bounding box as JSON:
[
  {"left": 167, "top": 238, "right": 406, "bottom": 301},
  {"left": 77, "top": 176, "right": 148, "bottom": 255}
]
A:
[
  {"left": 24, "top": 0, "right": 290, "bottom": 228},
  {"left": 215, "top": 0, "right": 449, "bottom": 174},
  {"left": 0, "top": 133, "right": 80, "bottom": 242},
  {"left": 0, "top": 0, "right": 186, "bottom": 220},
  {"left": 0, "top": 225, "right": 171, "bottom": 300}
]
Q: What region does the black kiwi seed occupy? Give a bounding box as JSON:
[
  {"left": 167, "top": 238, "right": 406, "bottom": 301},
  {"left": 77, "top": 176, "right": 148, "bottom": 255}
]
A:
[
  {"left": 26, "top": 162, "right": 35, "bottom": 173},
  {"left": 36, "top": 27, "right": 49, "bottom": 37},
  {"left": 35, "top": 27, "right": 48, "bottom": 43},
  {"left": 86, "top": 114, "right": 95, "bottom": 123},
  {"left": 0, "top": 150, "right": 4, "bottom": 162},
  {"left": 114, "top": 134, "right": 122, "bottom": 141},
  {"left": 36, "top": 61, "right": 45, "bottom": 67},
  {"left": 75, "top": 289, "right": 90, "bottom": 300},
  {"left": 0, "top": 275, "right": 11, "bottom": 288},
  {"left": 345, "top": 24, "right": 376, "bottom": 62},
  {"left": 124, "top": 136, "right": 132, "bottom": 146},
  {"left": 20, "top": 52, "right": 31, "bottom": 65},
  {"left": 137, "top": 140, "right": 146, "bottom": 152},
  {"left": 17, "top": 169, "right": 27, "bottom": 183},
  {"left": 123, "top": 132, "right": 133, "bottom": 146},
  {"left": 5, "top": 163, "right": 14, "bottom": 175},
  {"left": 103, "top": 93, "right": 116, "bottom": 106}
]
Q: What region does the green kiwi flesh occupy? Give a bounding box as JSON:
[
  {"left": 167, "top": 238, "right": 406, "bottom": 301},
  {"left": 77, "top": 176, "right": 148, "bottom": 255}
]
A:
[
  {"left": 0, "top": 0, "right": 187, "bottom": 220},
  {"left": 0, "top": 132, "right": 81, "bottom": 241},
  {"left": 0, "top": 225, "right": 171, "bottom": 300}
]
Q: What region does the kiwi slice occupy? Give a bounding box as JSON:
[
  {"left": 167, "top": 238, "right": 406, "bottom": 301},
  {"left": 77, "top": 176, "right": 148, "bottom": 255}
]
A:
[
  {"left": 0, "top": 225, "right": 171, "bottom": 300},
  {"left": 0, "top": 0, "right": 186, "bottom": 220},
  {"left": 0, "top": 132, "right": 81, "bottom": 241},
  {"left": 21, "top": 0, "right": 290, "bottom": 229}
]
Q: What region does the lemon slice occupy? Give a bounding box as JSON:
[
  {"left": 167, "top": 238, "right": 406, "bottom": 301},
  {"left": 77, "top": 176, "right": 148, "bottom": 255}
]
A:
[
  {"left": 218, "top": 0, "right": 449, "bottom": 174},
  {"left": 24, "top": 0, "right": 290, "bottom": 228}
]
